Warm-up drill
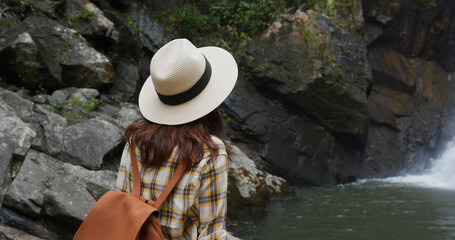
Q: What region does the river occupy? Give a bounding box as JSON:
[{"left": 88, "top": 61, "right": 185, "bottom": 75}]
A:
[{"left": 230, "top": 140, "right": 455, "bottom": 240}]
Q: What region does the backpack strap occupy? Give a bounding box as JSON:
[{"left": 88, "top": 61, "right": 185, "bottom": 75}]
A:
[{"left": 129, "top": 142, "right": 186, "bottom": 208}]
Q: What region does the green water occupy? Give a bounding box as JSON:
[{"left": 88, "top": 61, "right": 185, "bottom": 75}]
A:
[{"left": 230, "top": 181, "right": 455, "bottom": 240}]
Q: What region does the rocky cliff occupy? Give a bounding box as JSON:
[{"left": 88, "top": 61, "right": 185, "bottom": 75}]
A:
[{"left": 224, "top": 0, "right": 455, "bottom": 185}]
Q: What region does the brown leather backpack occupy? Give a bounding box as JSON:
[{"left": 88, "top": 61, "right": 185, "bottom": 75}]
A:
[{"left": 73, "top": 143, "right": 185, "bottom": 240}]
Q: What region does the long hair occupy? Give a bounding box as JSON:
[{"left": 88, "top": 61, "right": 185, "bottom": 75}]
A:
[{"left": 125, "top": 108, "right": 226, "bottom": 170}]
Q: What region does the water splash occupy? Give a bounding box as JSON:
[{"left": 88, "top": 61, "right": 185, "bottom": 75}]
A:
[{"left": 383, "top": 139, "right": 455, "bottom": 191}]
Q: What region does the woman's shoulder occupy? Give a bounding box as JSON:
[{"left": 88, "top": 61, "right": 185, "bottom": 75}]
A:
[{"left": 209, "top": 135, "right": 227, "bottom": 156}]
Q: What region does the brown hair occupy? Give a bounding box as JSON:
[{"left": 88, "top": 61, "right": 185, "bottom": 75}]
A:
[{"left": 125, "top": 108, "right": 226, "bottom": 170}]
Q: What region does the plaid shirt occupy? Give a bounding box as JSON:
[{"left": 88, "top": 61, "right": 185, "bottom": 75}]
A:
[{"left": 116, "top": 136, "right": 228, "bottom": 240}]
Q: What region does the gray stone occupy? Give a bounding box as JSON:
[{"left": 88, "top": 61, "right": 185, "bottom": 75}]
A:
[
  {"left": 109, "top": 60, "right": 139, "bottom": 101},
  {"left": 62, "top": 119, "right": 123, "bottom": 169},
  {"left": 31, "top": 94, "right": 49, "bottom": 104},
  {"left": 61, "top": 163, "right": 117, "bottom": 195},
  {"left": 0, "top": 105, "right": 36, "bottom": 156},
  {"left": 3, "top": 150, "right": 62, "bottom": 217},
  {"left": 0, "top": 31, "right": 63, "bottom": 92},
  {"left": 114, "top": 103, "right": 142, "bottom": 129},
  {"left": 23, "top": 15, "right": 115, "bottom": 90},
  {"left": 0, "top": 89, "right": 35, "bottom": 122},
  {"left": 65, "top": 0, "right": 119, "bottom": 42},
  {"left": 28, "top": 120, "right": 47, "bottom": 152},
  {"left": 34, "top": 104, "right": 67, "bottom": 156},
  {"left": 0, "top": 145, "right": 13, "bottom": 207},
  {"left": 139, "top": 14, "right": 170, "bottom": 52},
  {"left": 50, "top": 88, "right": 77, "bottom": 105},
  {"left": 43, "top": 175, "right": 96, "bottom": 227},
  {"left": 0, "top": 224, "right": 45, "bottom": 240},
  {"left": 68, "top": 88, "right": 100, "bottom": 102}
]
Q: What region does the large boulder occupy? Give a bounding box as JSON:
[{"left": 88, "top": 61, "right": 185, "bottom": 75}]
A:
[
  {"left": 3, "top": 150, "right": 62, "bottom": 217},
  {"left": 61, "top": 119, "right": 124, "bottom": 169},
  {"left": 0, "top": 29, "right": 63, "bottom": 91},
  {"left": 24, "top": 15, "right": 114, "bottom": 90}
]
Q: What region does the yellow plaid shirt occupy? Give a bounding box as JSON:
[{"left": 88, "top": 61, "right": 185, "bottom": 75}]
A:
[{"left": 115, "top": 136, "right": 228, "bottom": 240}]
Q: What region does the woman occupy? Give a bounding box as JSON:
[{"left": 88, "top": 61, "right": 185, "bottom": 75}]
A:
[{"left": 116, "top": 38, "right": 237, "bottom": 240}]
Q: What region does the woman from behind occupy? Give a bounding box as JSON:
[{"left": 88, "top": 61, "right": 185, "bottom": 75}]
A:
[{"left": 116, "top": 38, "right": 238, "bottom": 240}]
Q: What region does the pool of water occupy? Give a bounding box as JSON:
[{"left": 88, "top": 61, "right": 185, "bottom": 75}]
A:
[{"left": 229, "top": 181, "right": 455, "bottom": 240}]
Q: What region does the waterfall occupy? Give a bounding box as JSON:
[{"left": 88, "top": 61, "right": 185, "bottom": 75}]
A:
[{"left": 383, "top": 139, "right": 455, "bottom": 191}]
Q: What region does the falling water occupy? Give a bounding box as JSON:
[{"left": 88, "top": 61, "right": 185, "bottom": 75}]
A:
[{"left": 383, "top": 139, "right": 455, "bottom": 191}]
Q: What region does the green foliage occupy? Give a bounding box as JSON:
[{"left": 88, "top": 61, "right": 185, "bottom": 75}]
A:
[
  {"left": 417, "top": 0, "right": 437, "bottom": 8},
  {"left": 48, "top": 98, "right": 101, "bottom": 125},
  {"left": 127, "top": 15, "right": 140, "bottom": 36},
  {"left": 68, "top": 10, "right": 94, "bottom": 27},
  {"left": 152, "top": 0, "right": 295, "bottom": 72}
]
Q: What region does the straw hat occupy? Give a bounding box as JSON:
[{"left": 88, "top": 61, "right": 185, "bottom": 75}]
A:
[{"left": 138, "top": 38, "right": 238, "bottom": 125}]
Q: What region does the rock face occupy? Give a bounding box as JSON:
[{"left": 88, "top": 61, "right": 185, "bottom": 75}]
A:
[
  {"left": 225, "top": 6, "right": 370, "bottom": 186},
  {"left": 360, "top": 1, "right": 455, "bottom": 177},
  {"left": 246, "top": 11, "right": 371, "bottom": 146},
  {"left": 223, "top": 0, "right": 455, "bottom": 184}
]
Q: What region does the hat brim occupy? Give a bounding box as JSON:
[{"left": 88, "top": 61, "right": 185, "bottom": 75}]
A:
[{"left": 138, "top": 46, "right": 238, "bottom": 125}]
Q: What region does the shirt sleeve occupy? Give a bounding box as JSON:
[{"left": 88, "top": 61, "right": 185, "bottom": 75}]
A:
[
  {"left": 197, "top": 153, "right": 228, "bottom": 240},
  {"left": 115, "top": 144, "right": 132, "bottom": 193}
]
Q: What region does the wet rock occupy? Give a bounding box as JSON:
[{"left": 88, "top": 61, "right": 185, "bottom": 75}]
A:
[
  {"left": 365, "top": 47, "right": 451, "bottom": 176},
  {"left": 368, "top": 85, "right": 414, "bottom": 128},
  {"left": 23, "top": 15, "right": 115, "bottom": 90},
  {"left": 368, "top": 48, "right": 416, "bottom": 95},
  {"left": 361, "top": 123, "right": 404, "bottom": 178},
  {"left": 62, "top": 119, "right": 123, "bottom": 169},
  {"left": 367, "top": 1, "right": 455, "bottom": 71}
]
